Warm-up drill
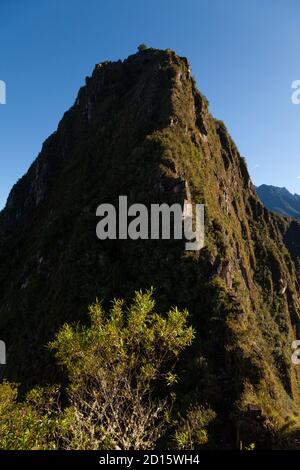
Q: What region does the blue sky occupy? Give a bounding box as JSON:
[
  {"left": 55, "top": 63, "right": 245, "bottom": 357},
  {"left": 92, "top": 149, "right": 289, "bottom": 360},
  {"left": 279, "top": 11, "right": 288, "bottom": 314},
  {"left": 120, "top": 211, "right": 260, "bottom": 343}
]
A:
[{"left": 0, "top": 0, "right": 300, "bottom": 209}]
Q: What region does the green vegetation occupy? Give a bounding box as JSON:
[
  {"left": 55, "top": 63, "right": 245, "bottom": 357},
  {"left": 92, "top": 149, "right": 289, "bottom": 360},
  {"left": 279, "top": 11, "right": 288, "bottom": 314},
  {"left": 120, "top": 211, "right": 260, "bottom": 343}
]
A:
[
  {"left": 137, "top": 43, "right": 148, "bottom": 52},
  {"left": 0, "top": 290, "right": 198, "bottom": 450}
]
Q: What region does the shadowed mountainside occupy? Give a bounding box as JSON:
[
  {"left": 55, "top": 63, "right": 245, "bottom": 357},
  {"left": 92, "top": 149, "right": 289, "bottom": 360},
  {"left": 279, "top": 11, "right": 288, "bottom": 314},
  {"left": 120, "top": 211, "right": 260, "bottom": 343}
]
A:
[{"left": 1, "top": 47, "right": 300, "bottom": 447}]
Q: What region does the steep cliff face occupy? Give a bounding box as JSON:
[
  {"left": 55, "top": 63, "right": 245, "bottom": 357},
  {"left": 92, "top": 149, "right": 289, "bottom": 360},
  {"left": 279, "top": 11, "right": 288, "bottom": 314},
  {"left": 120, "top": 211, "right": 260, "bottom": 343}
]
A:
[{"left": 1, "top": 47, "right": 300, "bottom": 447}]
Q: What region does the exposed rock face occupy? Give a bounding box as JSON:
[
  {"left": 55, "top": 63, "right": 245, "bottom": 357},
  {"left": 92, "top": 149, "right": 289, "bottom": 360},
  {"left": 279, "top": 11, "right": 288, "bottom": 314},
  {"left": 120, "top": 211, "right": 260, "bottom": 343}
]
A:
[{"left": 1, "top": 47, "right": 300, "bottom": 447}]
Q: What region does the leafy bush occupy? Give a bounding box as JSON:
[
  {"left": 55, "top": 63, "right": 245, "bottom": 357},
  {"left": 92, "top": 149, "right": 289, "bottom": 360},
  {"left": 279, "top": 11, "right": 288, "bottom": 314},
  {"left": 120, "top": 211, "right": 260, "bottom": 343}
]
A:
[
  {"left": 0, "top": 382, "right": 58, "bottom": 449},
  {"left": 173, "top": 405, "right": 216, "bottom": 449},
  {"left": 137, "top": 43, "right": 148, "bottom": 52},
  {"left": 50, "top": 289, "right": 194, "bottom": 449}
]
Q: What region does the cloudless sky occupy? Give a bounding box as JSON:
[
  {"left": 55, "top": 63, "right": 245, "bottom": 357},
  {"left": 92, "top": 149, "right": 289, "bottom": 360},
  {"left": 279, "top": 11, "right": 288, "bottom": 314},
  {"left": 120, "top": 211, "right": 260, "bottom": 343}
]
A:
[{"left": 0, "top": 0, "right": 300, "bottom": 209}]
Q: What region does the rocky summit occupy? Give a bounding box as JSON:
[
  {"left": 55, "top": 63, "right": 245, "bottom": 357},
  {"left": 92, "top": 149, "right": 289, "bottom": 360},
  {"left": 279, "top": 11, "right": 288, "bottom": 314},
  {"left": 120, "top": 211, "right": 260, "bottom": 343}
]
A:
[{"left": 1, "top": 47, "right": 300, "bottom": 447}]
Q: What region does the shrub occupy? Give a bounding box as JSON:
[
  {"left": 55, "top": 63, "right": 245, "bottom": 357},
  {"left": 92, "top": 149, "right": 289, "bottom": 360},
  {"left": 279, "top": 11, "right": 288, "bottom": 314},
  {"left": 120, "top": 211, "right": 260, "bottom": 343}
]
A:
[
  {"left": 173, "top": 405, "right": 216, "bottom": 449},
  {"left": 0, "top": 382, "right": 58, "bottom": 449},
  {"left": 137, "top": 43, "right": 148, "bottom": 52},
  {"left": 50, "top": 289, "right": 194, "bottom": 449}
]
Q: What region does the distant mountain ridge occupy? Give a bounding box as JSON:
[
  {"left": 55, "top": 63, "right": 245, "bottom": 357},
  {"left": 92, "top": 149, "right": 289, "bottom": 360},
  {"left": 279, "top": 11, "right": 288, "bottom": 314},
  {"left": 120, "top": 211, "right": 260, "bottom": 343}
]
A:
[{"left": 256, "top": 184, "right": 300, "bottom": 219}]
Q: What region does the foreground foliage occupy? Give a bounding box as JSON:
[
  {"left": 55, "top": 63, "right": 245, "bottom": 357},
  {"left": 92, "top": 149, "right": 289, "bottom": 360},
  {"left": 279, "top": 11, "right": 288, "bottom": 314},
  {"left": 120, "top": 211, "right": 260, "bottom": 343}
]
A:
[{"left": 0, "top": 290, "right": 196, "bottom": 450}]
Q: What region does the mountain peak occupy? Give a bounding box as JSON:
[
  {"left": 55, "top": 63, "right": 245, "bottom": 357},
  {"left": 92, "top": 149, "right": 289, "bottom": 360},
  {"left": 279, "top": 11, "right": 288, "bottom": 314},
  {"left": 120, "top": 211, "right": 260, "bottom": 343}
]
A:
[{"left": 1, "top": 48, "right": 300, "bottom": 447}]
